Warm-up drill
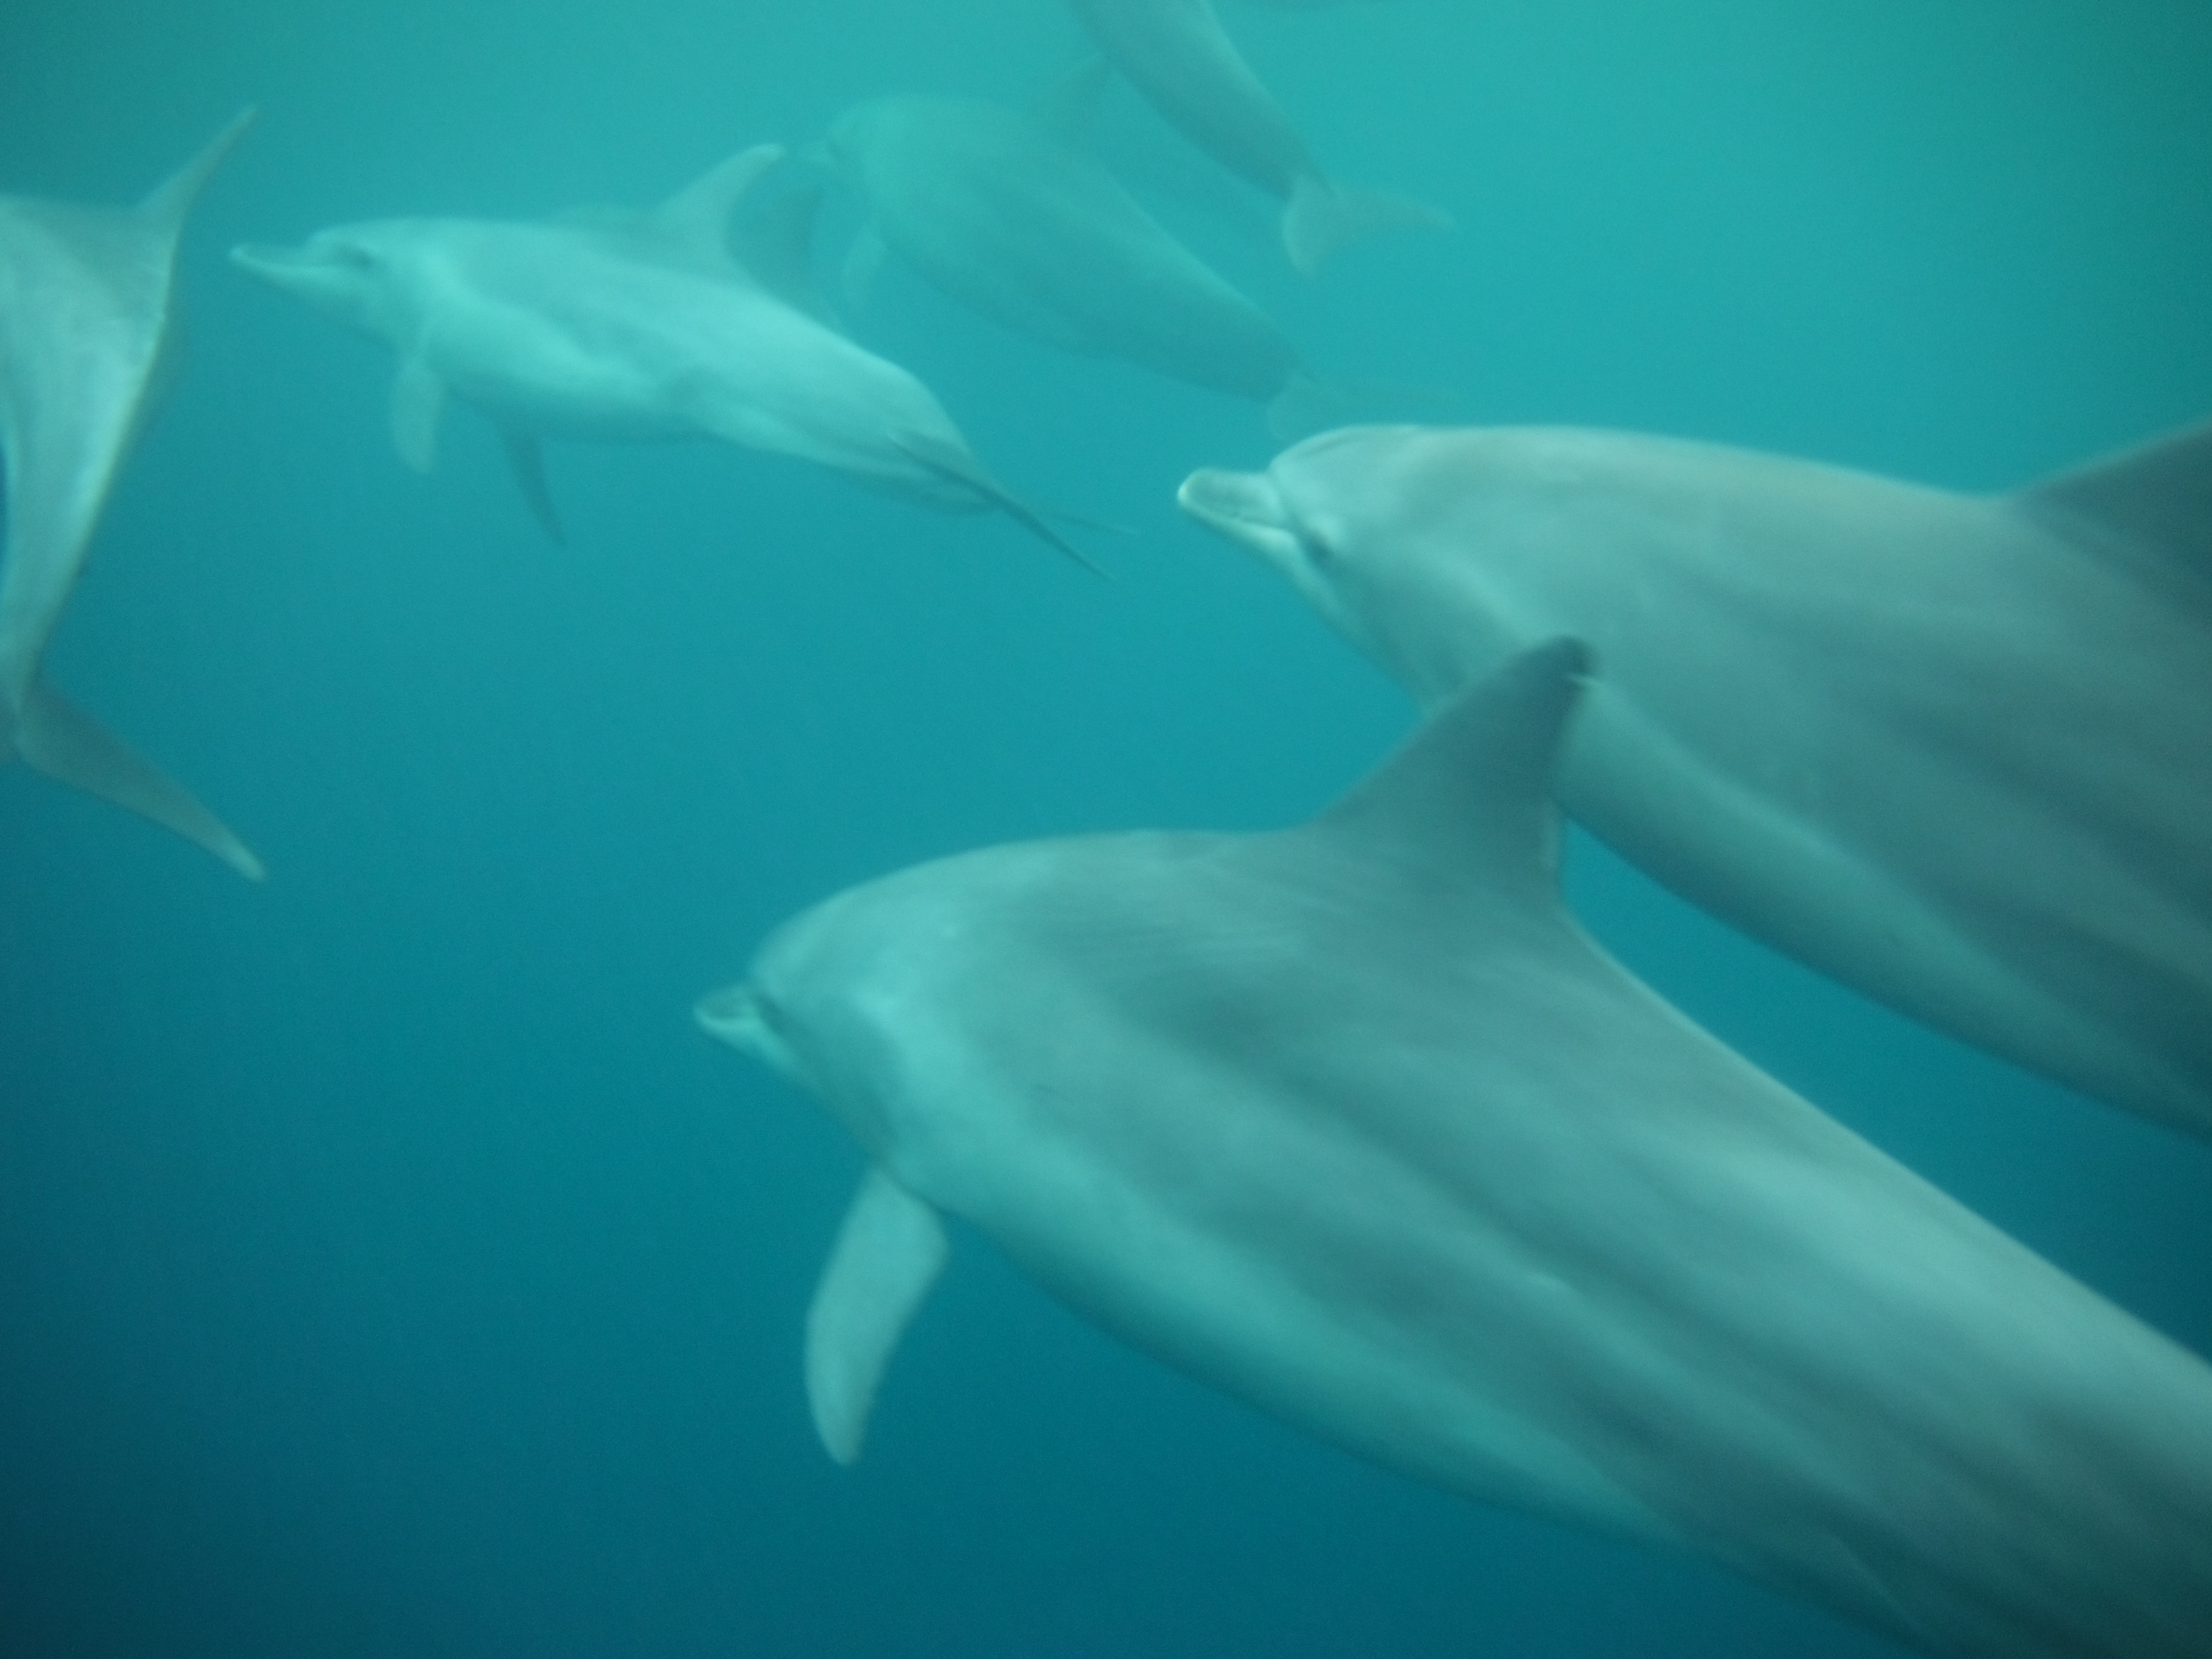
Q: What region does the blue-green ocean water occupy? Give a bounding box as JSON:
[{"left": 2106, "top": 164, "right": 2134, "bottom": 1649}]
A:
[{"left": 3, "top": 3, "right": 2209, "bottom": 1654}]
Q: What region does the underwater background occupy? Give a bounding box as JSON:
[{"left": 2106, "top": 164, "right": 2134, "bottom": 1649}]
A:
[{"left": 3, "top": 1, "right": 2210, "bottom": 1653}]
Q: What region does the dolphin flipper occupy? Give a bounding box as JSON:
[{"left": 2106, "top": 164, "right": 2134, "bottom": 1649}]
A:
[
  {"left": 806, "top": 1164, "right": 949, "bottom": 1465},
  {"left": 15, "top": 680, "right": 263, "bottom": 880},
  {"left": 497, "top": 423, "right": 566, "bottom": 544},
  {"left": 388, "top": 356, "right": 446, "bottom": 474}
]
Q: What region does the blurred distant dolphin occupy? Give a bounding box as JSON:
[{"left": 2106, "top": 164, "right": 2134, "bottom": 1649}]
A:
[
  {"left": 1180, "top": 422, "right": 2212, "bottom": 1136},
  {"left": 1065, "top": 0, "right": 1448, "bottom": 272},
  {"left": 699, "top": 641, "right": 2212, "bottom": 1659},
  {"left": 230, "top": 145, "right": 1091, "bottom": 567},
  {"left": 824, "top": 92, "right": 1329, "bottom": 438},
  {"left": 0, "top": 111, "right": 263, "bottom": 880}
]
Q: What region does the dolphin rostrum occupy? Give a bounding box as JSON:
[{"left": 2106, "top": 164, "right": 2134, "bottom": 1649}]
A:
[
  {"left": 0, "top": 111, "right": 264, "bottom": 879},
  {"left": 1064, "top": 0, "right": 1449, "bottom": 273},
  {"left": 823, "top": 92, "right": 1331, "bottom": 440},
  {"left": 230, "top": 145, "right": 1092, "bottom": 569},
  {"left": 698, "top": 641, "right": 2212, "bottom": 1659},
  {"left": 1180, "top": 423, "right": 2212, "bottom": 1139}
]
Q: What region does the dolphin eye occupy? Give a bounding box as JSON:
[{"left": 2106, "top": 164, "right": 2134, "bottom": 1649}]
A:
[{"left": 336, "top": 245, "right": 379, "bottom": 270}]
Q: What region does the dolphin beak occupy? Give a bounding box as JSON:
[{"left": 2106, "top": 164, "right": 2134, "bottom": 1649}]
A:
[
  {"left": 228, "top": 242, "right": 317, "bottom": 290},
  {"left": 696, "top": 982, "right": 798, "bottom": 1077},
  {"left": 1177, "top": 468, "right": 1305, "bottom": 571}
]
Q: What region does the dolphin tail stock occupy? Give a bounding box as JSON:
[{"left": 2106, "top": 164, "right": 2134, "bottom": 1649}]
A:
[
  {"left": 7, "top": 679, "right": 264, "bottom": 880},
  {"left": 1283, "top": 172, "right": 1451, "bottom": 276},
  {"left": 886, "top": 430, "right": 1110, "bottom": 578}
]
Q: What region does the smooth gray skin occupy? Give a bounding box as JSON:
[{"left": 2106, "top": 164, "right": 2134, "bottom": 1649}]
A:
[
  {"left": 825, "top": 94, "right": 1320, "bottom": 436},
  {"left": 1064, "top": 0, "right": 1448, "bottom": 272},
  {"left": 0, "top": 111, "right": 263, "bottom": 880},
  {"left": 698, "top": 642, "right": 2212, "bottom": 1659},
  {"left": 1180, "top": 423, "right": 2212, "bottom": 1136},
  {"left": 230, "top": 146, "right": 1089, "bottom": 567}
]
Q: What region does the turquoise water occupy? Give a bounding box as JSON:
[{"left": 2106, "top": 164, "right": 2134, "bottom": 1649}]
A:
[{"left": 3, "top": 2, "right": 2209, "bottom": 1653}]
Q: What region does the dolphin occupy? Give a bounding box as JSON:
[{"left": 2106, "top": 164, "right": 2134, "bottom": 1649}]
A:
[
  {"left": 697, "top": 641, "right": 2212, "bottom": 1659},
  {"left": 823, "top": 93, "right": 1330, "bottom": 439},
  {"left": 230, "top": 145, "right": 1091, "bottom": 568},
  {"left": 0, "top": 111, "right": 264, "bottom": 880},
  {"left": 1063, "top": 0, "right": 1449, "bottom": 273},
  {"left": 1179, "top": 423, "right": 2212, "bottom": 1139}
]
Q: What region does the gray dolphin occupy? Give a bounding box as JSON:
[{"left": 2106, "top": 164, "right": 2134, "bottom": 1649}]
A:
[
  {"left": 1065, "top": 0, "right": 1449, "bottom": 273},
  {"left": 699, "top": 641, "right": 2212, "bottom": 1659},
  {"left": 231, "top": 145, "right": 1091, "bottom": 568},
  {"left": 824, "top": 93, "right": 1328, "bottom": 439},
  {"left": 1180, "top": 423, "right": 2212, "bottom": 1136},
  {"left": 0, "top": 111, "right": 263, "bottom": 880}
]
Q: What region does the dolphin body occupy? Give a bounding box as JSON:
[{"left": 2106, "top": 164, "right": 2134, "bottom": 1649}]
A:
[
  {"left": 230, "top": 146, "right": 1089, "bottom": 566},
  {"left": 0, "top": 112, "right": 263, "bottom": 880},
  {"left": 698, "top": 642, "right": 2212, "bottom": 1659},
  {"left": 1063, "top": 0, "right": 1448, "bottom": 273},
  {"left": 824, "top": 93, "right": 1327, "bottom": 439},
  {"left": 1180, "top": 423, "right": 2212, "bottom": 1139}
]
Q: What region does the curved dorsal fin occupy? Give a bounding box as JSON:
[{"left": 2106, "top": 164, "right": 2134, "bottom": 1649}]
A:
[
  {"left": 644, "top": 142, "right": 785, "bottom": 264},
  {"left": 1304, "top": 638, "right": 1591, "bottom": 908},
  {"left": 2018, "top": 419, "right": 2212, "bottom": 578},
  {"left": 138, "top": 108, "right": 256, "bottom": 232}
]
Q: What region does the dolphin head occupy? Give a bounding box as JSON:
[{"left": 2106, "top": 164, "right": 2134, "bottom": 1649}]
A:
[
  {"left": 229, "top": 220, "right": 432, "bottom": 340},
  {"left": 1181, "top": 426, "right": 1592, "bottom": 704},
  {"left": 695, "top": 869, "right": 967, "bottom": 1163}
]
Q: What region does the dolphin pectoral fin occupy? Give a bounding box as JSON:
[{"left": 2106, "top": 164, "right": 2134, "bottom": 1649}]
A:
[
  {"left": 389, "top": 357, "right": 446, "bottom": 474},
  {"left": 14, "top": 679, "right": 264, "bottom": 880},
  {"left": 496, "top": 423, "right": 566, "bottom": 544},
  {"left": 805, "top": 1165, "right": 950, "bottom": 1466},
  {"left": 1283, "top": 174, "right": 1452, "bottom": 275},
  {"left": 647, "top": 143, "right": 786, "bottom": 263},
  {"left": 1307, "top": 638, "right": 1592, "bottom": 910},
  {"left": 841, "top": 224, "right": 889, "bottom": 313},
  {"left": 734, "top": 185, "right": 837, "bottom": 326},
  {"left": 2018, "top": 418, "right": 2212, "bottom": 575},
  {"left": 887, "top": 430, "right": 1108, "bottom": 578},
  {"left": 137, "top": 108, "right": 257, "bottom": 233}
]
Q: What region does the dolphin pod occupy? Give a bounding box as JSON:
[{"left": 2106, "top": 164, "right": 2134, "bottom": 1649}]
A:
[
  {"left": 1179, "top": 423, "right": 2212, "bottom": 1138},
  {"left": 700, "top": 642, "right": 2212, "bottom": 1659},
  {"left": 0, "top": 111, "right": 264, "bottom": 879},
  {"left": 230, "top": 145, "right": 1094, "bottom": 568},
  {"left": 5, "top": 11, "right": 2209, "bottom": 1659}
]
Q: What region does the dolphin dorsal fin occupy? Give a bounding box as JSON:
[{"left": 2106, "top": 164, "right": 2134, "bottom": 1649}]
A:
[
  {"left": 2019, "top": 420, "right": 2212, "bottom": 578},
  {"left": 805, "top": 1164, "right": 949, "bottom": 1466},
  {"left": 138, "top": 108, "right": 256, "bottom": 233},
  {"left": 733, "top": 184, "right": 834, "bottom": 324},
  {"left": 1307, "top": 639, "right": 1591, "bottom": 907},
  {"left": 646, "top": 143, "right": 785, "bottom": 264}
]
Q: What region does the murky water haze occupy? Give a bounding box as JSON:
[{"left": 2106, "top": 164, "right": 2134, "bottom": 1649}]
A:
[{"left": 3, "top": 3, "right": 2209, "bottom": 1654}]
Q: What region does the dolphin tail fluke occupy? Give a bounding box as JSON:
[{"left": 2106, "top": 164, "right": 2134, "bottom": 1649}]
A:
[
  {"left": 1283, "top": 174, "right": 1451, "bottom": 276},
  {"left": 887, "top": 430, "right": 1109, "bottom": 578},
  {"left": 11, "top": 681, "right": 264, "bottom": 880},
  {"left": 139, "top": 108, "right": 258, "bottom": 232}
]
